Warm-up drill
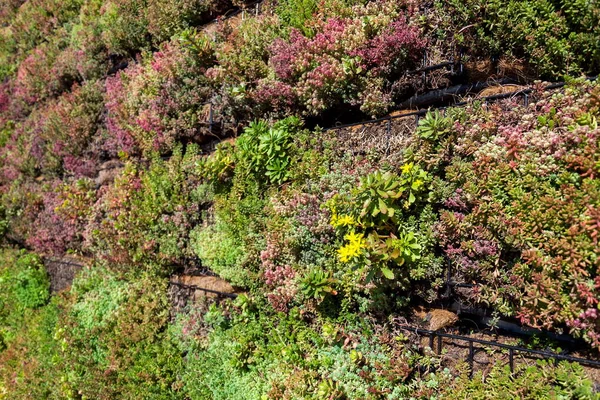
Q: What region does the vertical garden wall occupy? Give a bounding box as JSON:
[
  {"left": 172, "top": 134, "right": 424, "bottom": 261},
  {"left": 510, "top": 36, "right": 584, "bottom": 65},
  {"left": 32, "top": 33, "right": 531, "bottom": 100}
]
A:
[{"left": 1, "top": 0, "right": 600, "bottom": 398}]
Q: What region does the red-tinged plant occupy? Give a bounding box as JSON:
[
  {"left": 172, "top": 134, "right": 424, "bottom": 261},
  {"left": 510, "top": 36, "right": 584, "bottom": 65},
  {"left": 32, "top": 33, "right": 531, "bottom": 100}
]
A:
[
  {"left": 8, "top": 178, "right": 95, "bottom": 255},
  {"left": 105, "top": 36, "right": 214, "bottom": 155},
  {"left": 431, "top": 81, "right": 600, "bottom": 345},
  {"left": 13, "top": 45, "right": 61, "bottom": 105},
  {"left": 352, "top": 18, "right": 424, "bottom": 76},
  {"left": 0, "top": 81, "right": 104, "bottom": 181},
  {"left": 104, "top": 72, "right": 139, "bottom": 156},
  {"left": 266, "top": 2, "right": 425, "bottom": 116},
  {"left": 9, "top": 0, "right": 82, "bottom": 57}
]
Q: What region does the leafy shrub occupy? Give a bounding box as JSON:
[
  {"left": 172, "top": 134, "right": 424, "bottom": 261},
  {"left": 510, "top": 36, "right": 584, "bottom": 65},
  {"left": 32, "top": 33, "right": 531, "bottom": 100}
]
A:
[
  {"left": 87, "top": 146, "right": 202, "bottom": 274},
  {"left": 191, "top": 181, "right": 266, "bottom": 287},
  {"left": 328, "top": 165, "right": 443, "bottom": 302},
  {"left": 428, "top": 81, "right": 600, "bottom": 344},
  {"left": 0, "top": 249, "right": 49, "bottom": 347},
  {"left": 442, "top": 360, "right": 597, "bottom": 399},
  {"left": 0, "top": 296, "right": 62, "bottom": 398},
  {"left": 146, "top": 0, "right": 214, "bottom": 44},
  {"left": 98, "top": 0, "right": 150, "bottom": 55},
  {"left": 0, "top": 261, "right": 184, "bottom": 399},
  {"left": 1, "top": 80, "right": 104, "bottom": 181},
  {"left": 442, "top": 0, "right": 600, "bottom": 78},
  {"left": 9, "top": 0, "right": 83, "bottom": 60},
  {"left": 2, "top": 1, "right": 600, "bottom": 397},
  {"left": 275, "top": 0, "right": 319, "bottom": 35},
  {"left": 267, "top": 1, "right": 425, "bottom": 116},
  {"left": 55, "top": 267, "right": 183, "bottom": 399},
  {"left": 197, "top": 141, "right": 235, "bottom": 182},
  {"left": 207, "top": 13, "right": 281, "bottom": 119}
]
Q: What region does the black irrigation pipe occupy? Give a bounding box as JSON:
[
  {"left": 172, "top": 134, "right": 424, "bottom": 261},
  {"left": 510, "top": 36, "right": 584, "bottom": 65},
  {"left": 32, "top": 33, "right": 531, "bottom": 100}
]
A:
[
  {"left": 396, "top": 78, "right": 517, "bottom": 110},
  {"left": 407, "top": 60, "right": 456, "bottom": 75},
  {"left": 397, "top": 324, "right": 600, "bottom": 377},
  {"left": 447, "top": 281, "right": 477, "bottom": 289},
  {"left": 324, "top": 76, "right": 598, "bottom": 132},
  {"left": 169, "top": 280, "right": 238, "bottom": 298}
]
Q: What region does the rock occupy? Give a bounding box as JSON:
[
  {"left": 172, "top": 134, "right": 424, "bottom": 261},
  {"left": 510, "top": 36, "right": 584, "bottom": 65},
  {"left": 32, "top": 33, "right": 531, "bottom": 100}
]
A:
[
  {"left": 426, "top": 309, "right": 459, "bottom": 331},
  {"left": 169, "top": 274, "right": 238, "bottom": 299},
  {"left": 95, "top": 160, "right": 124, "bottom": 187}
]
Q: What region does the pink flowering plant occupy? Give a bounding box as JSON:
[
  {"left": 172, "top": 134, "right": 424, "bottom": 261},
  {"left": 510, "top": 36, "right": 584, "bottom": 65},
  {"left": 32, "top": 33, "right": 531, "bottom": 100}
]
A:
[
  {"left": 266, "top": 1, "right": 425, "bottom": 116},
  {"left": 105, "top": 33, "right": 215, "bottom": 156}
]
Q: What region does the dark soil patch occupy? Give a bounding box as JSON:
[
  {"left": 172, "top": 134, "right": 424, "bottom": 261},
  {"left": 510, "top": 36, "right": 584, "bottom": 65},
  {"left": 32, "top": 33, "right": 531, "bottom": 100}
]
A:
[{"left": 44, "top": 255, "right": 86, "bottom": 293}]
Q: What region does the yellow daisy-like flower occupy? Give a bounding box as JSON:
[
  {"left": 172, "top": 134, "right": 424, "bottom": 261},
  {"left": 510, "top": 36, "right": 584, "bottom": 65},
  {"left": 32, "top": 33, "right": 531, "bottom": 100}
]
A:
[
  {"left": 337, "top": 231, "right": 365, "bottom": 262},
  {"left": 344, "top": 231, "right": 364, "bottom": 246},
  {"left": 331, "top": 213, "right": 356, "bottom": 228},
  {"left": 401, "top": 162, "right": 414, "bottom": 174}
]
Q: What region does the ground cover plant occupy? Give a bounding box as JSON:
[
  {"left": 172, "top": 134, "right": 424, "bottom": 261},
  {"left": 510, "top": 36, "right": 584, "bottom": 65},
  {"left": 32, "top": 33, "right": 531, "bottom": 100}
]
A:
[{"left": 1, "top": 0, "right": 600, "bottom": 397}]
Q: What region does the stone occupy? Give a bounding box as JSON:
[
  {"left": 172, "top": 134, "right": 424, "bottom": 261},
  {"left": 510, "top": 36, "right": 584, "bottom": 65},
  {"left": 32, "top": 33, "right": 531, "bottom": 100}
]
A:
[
  {"left": 426, "top": 309, "right": 459, "bottom": 331},
  {"left": 95, "top": 160, "right": 124, "bottom": 187}
]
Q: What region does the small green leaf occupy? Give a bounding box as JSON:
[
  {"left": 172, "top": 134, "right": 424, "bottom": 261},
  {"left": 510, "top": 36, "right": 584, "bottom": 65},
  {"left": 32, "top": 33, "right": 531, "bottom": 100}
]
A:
[
  {"left": 381, "top": 267, "right": 395, "bottom": 279},
  {"left": 378, "top": 198, "right": 388, "bottom": 215}
]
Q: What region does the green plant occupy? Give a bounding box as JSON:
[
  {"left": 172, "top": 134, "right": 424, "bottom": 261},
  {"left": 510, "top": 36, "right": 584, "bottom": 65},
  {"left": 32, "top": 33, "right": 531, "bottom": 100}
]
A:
[
  {"left": 13, "top": 259, "right": 50, "bottom": 310},
  {"left": 275, "top": 0, "right": 318, "bottom": 35},
  {"left": 416, "top": 110, "right": 452, "bottom": 141},
  {"left": 442, "top": 361, "right": 597, "bottom": 399},
  {"left": 198, "top": 141, "right": 235, "bottom": 182},
  {"left": 352, "top": 165, "right": 430, "bottom": 229},
  {"left": 370, "top": 231, "right": 421, "bottom": 268},
  {"left": 316, "top": 378, "right": 344, "bottom": 400},
  {"left": 235, "top": 117, "right": 300, "bottom": 185},
  {"left": 354, "top": 170, "right": 403, "bottom": 227},
  {"left": 300, "top": 268, "right": 338, "bottom": 301},
  {"left": 537, "top": 107, "right": 559, "bottom": 128},
  {"left": 177, "top": 28, "right": 215, "bottom": 64}
]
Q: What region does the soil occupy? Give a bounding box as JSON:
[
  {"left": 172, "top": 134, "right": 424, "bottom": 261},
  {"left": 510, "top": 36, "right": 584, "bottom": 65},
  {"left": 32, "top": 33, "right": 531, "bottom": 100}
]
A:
[
  {"left": 95, "top": 160, "right": 124, "bottom": 187},
  {"left": 171, "top": 274, "right": 238, "bottom": 297},
  {"left": 203, "top": 4, "right": 253, "bottom": 39},
  {"left": 463, "top": 56, "right": 533, "bottom": 84},
  {"left": 396, "top": 309, "right": 600, "bottom": 384},
  {"left": 331, "top": 116, "right": 416, "bottom": 167},
  {"left": 477, "top": 84, "right": 526, "bottom": 98},
  {"left": 44, "top": 255, "right": 87, "bottom": 293},
  {"left": 324, "top": 82, "right": 535, "bottom": 168}
]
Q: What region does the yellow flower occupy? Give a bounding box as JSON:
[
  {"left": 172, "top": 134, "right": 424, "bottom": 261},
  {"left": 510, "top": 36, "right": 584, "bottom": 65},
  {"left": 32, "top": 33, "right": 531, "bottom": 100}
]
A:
[
  {"left": 401, "top": 162, "right": 414, "bottom": 174},
  {"left": 337, "top": 244, "right": 356, "bottom": 262},
  {"left": 344, "top": 231, "right": 364, "bottom": 246},
  {"left": 337, "top": 231, "right": 365, "bottom": 262},
  {"left": 331, "top": 213, "right": 356, "bottom": 228}
]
